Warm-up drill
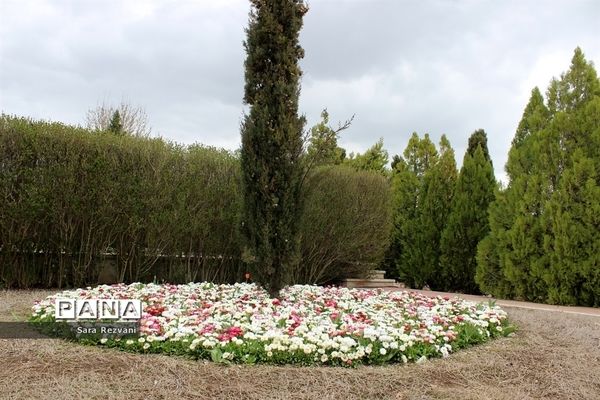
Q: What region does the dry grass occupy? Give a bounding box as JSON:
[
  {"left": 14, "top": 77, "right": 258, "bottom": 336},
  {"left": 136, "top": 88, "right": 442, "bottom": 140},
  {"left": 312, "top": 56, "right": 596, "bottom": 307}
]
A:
[{"left": 1, "top": 290, "right": 599, "bottom": 400}]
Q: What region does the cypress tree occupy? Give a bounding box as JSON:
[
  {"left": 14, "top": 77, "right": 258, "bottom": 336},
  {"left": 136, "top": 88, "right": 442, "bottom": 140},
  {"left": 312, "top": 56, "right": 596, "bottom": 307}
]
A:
[
  {"left": 386, "top": 133, "right": 438, "bottom": 288},
  {"left": 306, "top": 109, "right": 346, "bottom": 166},
  {"left": 541, "top": 48, "right": 600, "bottom": 305},
  {"left": 544, "top": 151, "right": 600, "bottom": 305},
  {"left": 345, "top": 138, "right": 389, "bottom": 174},
  {"left": 490, "top": 88, "right": 551, "bottom": 301},
  {"left": 440, "top": 130, "right": 495, "bottom": 293},
  {"left": 418, "top": 135, "right": 457, "bottom": 289},
  {"left": 477, "top": 48, "right": 600, "bottom": 305},
  {"left": 108, "top": 111, "right": 124, "bottom": 135},
  {"left": 240, "top": 0, "right": 308, "bottom": 296}
]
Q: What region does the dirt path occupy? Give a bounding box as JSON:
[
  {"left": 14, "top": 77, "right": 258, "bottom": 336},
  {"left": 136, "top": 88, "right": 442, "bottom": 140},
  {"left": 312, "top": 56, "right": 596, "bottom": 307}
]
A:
[{"left": 386, "top": 288, "right": 600, "bottom": 318}]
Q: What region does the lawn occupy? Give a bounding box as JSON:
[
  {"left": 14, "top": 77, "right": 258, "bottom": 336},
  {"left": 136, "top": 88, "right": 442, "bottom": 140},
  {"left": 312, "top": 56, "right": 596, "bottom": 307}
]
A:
[{"left": 1, "top": 289, "right": 599, "bottom": 399}]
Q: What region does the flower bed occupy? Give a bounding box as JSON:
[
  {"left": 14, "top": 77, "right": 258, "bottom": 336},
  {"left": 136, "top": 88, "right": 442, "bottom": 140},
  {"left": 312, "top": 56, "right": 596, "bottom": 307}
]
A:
[{"left": 30, "top": 283, "right": 513, "bottom": 366}]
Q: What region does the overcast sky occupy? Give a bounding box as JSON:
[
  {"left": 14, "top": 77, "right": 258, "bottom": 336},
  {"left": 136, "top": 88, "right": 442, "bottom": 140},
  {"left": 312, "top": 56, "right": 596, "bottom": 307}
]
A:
[{"left": 1, "top": 0, "right": 599, "bottom": 182}]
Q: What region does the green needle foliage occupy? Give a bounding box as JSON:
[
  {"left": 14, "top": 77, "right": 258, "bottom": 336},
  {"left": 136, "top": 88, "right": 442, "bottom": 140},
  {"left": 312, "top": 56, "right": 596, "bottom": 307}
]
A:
[
  {"left": 440, "top": 130, "right": 495, "bottom": 294},
  {"left": 306, "top": 109, "right": 347, "bottom": 167},
  {"left": 385, "top": 133, "right": 457, "bottom": 289},
  {"left": 240, "top": 0, "right": 308, "bottom": 297},
  {"left": 108, "top": 111, "right": 124, "bottom": 135},
  {"left": 419, "top": 135, "right": 457, "bottom": 289},
  {"left": 477, "top": 47, "right": 600, "bottom": 305},
  {"left": 345, "top": 138, "right": 390, "bottom": 175}
]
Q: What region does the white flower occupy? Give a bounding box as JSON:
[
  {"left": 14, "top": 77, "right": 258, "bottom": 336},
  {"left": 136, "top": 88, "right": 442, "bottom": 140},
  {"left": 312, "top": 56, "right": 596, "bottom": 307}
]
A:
[{"left": 379, "top": 348, "right": 387, "bottom": 355}]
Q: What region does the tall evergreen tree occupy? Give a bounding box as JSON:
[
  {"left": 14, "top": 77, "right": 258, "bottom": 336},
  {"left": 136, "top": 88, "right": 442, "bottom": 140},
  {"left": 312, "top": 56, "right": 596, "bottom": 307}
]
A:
[
  {"left": 478, "top": 88, "right": 551, "bottom": 300},
  {"left": 544, "top": 151, "right": 600, "bottom": 305},
  {"left": 477, "top": 47, "right": 600, "bottom": 306},
  {"left": 240, "top": 0, "right": 308, "bottom": 296},
  {"left": 440, "top": 130, "right": 495, "bottom": 293},
  {"left": 108, "top": 110, "right": 124, "bottom": 135},
  {"left": 417, "top": 135, "right": 457, "bottom": 289},
  {"left": 345, "top": 138, "right": 389, "bottom": 174},
  {"left": 385, "top": 133, "right": 439, "bottom": 287},
  {"left": 306, "top": 109, "right": 346, "bottom": 166}
]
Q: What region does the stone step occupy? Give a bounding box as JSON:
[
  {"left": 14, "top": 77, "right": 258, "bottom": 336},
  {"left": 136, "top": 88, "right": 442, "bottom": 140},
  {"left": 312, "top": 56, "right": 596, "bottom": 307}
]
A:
[
  {"left": 341, "top": 278, "right": 400, "bottom": 289},
  {"left": 368, "top": 270, "right": 387, "bottom": 279}
]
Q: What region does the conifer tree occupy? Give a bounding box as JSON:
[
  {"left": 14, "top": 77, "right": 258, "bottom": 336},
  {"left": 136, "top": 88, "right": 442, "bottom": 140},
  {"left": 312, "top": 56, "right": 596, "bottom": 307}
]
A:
[
  {"left": 306, "top": 109, "right": 346, "bottom": 166},
  {"left": 417, "top": 135, "right": 457, "bottom": 289},
  {"left": 481, "top": 88, "right": 551, "bottom": 300},
  {"left": 440, "top": 130, "right": 495, "bottom": 293},
  {"left": 345, "top": 138, "right": 389, "bottom": 174},
  {"left": 108, "top": 111, "right": 124, "bottom": 135},
  {"left": 240, "top": 0, "right": 308, "bottom": 296},
  {"left": 544, "top": 151, "right": 600, "bottom": 305},
  {"left": 477, "top": 48, "right": 600, "bottom": 305},
  {"left": 386, "top": 133, "right": 439, "bottom": 287}
]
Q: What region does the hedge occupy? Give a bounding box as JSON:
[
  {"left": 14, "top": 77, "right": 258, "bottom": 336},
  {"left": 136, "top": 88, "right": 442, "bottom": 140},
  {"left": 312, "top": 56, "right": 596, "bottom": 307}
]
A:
[{"left": 0, "top": 115, "right": 391, "bottom": 288}]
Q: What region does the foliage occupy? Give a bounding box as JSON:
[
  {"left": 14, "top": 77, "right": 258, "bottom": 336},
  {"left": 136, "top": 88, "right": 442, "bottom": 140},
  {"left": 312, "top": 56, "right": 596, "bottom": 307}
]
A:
[
  {"left": 240, "top": 0, "right": 308, "bottom": 296},
  {"left": 385, "top": 133, "right": 457, "bottom": 290},
  {"left": 296, "top": 166, "right": 392, "bottom": 284},
  {"left": 108, "top": 111, "right": 124, "bottom": 135},
  {"left": 440, "top": 134, "right": 496, "bottom": 294},
  {"left": 345, "top": 138, "right": 389, "bottom": 175},
  {"left": 86, "top": 101, "right": 151, "bottom": 137},
  {"left": 476, "top": 48, "right": 600, "bottom": 306},
  {"left": 0, "top": 115, "right": 389, "bottom": 288},
  {"left": 0, "top": 115, "right": 241, "bottom": 288},
  {"left": 305, "top": 109, "right": 347, "bottom": 167}
]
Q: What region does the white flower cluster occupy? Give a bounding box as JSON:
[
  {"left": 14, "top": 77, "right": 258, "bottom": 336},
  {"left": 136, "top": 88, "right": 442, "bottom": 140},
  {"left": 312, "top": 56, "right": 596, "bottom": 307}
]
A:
[{"left": 31, "top": 282, "right": 510, "bottom": 365}]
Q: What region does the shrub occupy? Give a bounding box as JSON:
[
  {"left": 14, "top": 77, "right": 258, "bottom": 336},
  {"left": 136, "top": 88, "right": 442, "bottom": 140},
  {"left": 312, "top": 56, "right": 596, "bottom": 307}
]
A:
[
  {"left": 295, "top": 166, "right": 392, "bottom": 284},
  {"left": 0, "top": 115, "right": 241, "bottom": 288}
]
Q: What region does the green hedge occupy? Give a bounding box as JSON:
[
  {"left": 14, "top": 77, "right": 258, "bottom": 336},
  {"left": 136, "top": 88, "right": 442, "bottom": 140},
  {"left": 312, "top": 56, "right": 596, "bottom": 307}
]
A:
[
  {"left": 0, "top": 116, "right": 391, "bottom": 288},
  {"left": 0, "top": 116, "right": 241, "bottom": 288}
]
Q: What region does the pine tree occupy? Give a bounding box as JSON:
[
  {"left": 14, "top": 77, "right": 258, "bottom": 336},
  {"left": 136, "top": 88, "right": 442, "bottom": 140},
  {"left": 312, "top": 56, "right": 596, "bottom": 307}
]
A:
[
  {"left": 484, "top": 88, "right": 551, "bottom": 301},
  {"left": 477, "top": 47, "right": 600, "bottom": 305},
  {"left": 240, "top": 0, "right": 308, "bottom": 296},
  {"left": 440, "top": 130, "right": 495, "bottom": 293},
  {"left": 540, "top": 48, "right": 600, "bottom": 305},
  {"left": 306, "top": 109, "right": 346, "bottom": 166},
  {"left": 345, "top": 138, "right": 389, "bottom": 174},
  {"left": 544, "top": 151, "right": 600, "bottom": 305},
  {"left": 108, "top": 110, "right": 124, "bottom": 135},
  {"left": 417, "top": 135, "right": 457, "bottom": 289},
  {"left": 386, "top": 133, "right": 439, "bottom": 288}
]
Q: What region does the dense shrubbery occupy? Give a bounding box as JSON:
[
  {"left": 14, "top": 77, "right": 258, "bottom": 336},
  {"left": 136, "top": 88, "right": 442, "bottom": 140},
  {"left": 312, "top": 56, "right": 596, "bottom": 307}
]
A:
[
  {"left": 297, "top": 166, "right": 392, "bottom": 284},
  {"left": 0, "top": 115, "right": 242, "bottom": 288},
  {"left": 0, "top": 115, "right": 391, "bottom": 288}
]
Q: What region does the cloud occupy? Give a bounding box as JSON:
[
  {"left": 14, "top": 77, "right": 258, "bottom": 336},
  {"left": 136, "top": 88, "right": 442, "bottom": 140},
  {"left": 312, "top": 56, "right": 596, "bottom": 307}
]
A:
[{"left": 1, "top": 0, "right": 599, "bottom": 183}]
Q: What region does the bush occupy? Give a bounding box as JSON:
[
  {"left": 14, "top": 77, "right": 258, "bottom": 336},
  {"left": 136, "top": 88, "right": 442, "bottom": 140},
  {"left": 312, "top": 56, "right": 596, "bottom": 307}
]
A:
[
  {"left": 0, "top": 116, "right": 391, "bottom": 288},
  {"left": 295, "top": 166, "right": 392, "bottom": 284},
  {"left": 0, "top": 115, "right": 241, "bottom": 288}
]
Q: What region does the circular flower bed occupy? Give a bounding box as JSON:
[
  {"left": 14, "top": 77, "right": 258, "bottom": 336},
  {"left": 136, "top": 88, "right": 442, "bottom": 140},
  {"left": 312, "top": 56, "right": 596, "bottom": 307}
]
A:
[{"left": 30, "top": 283, "right": 513, "bottom": 366}]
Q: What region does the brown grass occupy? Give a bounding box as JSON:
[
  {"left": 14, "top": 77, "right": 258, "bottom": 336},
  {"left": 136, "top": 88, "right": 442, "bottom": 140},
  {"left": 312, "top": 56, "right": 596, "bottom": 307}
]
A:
[{"left": 1, "top": 290, "right": 599, "bottom": 400}]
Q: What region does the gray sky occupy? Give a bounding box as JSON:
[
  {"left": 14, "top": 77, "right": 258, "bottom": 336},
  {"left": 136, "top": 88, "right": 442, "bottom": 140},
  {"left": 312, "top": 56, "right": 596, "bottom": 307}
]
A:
[{"left": 1, "top": 0, "right": 599, "bottom": 182}]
